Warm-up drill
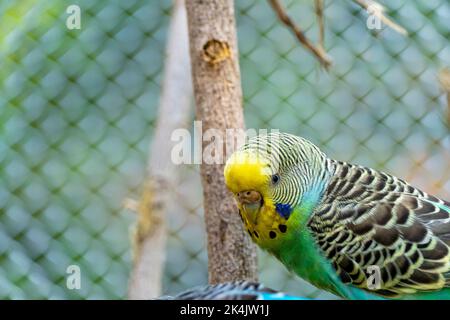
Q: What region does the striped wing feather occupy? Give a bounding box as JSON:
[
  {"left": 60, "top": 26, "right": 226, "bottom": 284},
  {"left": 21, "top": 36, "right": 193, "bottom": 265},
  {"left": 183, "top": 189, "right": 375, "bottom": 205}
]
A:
[
  {"left": 163, "top": 281, "right": 278, "bottom": 300},
  {"left": 309, "top": 161, "right": 450, "bottom": 298}
]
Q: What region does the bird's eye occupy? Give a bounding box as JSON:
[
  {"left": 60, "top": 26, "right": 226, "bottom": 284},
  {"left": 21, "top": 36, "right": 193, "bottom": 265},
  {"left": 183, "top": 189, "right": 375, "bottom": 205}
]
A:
[{"left": 271, "top": 174, "right": 280, "bottom": 185}]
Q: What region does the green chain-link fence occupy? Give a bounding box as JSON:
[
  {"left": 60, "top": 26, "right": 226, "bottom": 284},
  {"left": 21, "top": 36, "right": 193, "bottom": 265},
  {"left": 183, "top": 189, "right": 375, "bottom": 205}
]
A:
[{"left": 0, "top": 0, "right": 448, "bottom": 299}]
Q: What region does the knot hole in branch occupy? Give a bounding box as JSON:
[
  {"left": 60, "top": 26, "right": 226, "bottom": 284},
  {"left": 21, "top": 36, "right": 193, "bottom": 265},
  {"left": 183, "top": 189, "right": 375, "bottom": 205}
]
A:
[{"left": 202, "top": 39, "right": 231, "bottom": 65}]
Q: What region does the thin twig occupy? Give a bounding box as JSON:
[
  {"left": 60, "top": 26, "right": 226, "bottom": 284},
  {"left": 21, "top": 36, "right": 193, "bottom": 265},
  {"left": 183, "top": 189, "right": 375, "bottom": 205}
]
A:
[
  {"left": 314, "top": 0, "right": 325, "bottom": 52},
  {"left": 438, "top": 68, "right": 450, "bottom": 127},
  {"left": 352, "top": 0, "right": 408, "bottom": 35},
  {"left": 268, "top": 0, "right": 332, "bottom": 69}
]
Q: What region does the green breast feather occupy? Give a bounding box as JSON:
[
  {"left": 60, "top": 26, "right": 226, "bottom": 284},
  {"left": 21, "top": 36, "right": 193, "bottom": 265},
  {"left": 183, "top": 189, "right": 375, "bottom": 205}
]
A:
[{"left": 264, "top": 193, "right": 385, "bottom": 299}]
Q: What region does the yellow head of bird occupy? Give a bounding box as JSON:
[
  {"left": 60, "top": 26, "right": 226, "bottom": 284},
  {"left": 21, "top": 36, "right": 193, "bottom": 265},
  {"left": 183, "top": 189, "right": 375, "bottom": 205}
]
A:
[{"left": 224, "top": 150, "right": 276, "bottom": 225}]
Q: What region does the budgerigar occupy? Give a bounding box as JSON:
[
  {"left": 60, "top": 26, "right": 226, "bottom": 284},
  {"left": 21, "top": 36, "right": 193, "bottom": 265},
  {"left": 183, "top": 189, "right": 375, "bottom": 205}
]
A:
[
  {"left": 158, "top": 281, "right": 305, "bottom": 300},
  {"left": 224, "top": 132, "right": 450, "bottom": 300}
]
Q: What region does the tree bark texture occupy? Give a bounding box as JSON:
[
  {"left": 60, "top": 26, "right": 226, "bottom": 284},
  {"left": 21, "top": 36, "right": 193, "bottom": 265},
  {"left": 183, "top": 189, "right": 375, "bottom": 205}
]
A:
[{"left": 185, "top": 0, "right": 258, "bottom": 284}]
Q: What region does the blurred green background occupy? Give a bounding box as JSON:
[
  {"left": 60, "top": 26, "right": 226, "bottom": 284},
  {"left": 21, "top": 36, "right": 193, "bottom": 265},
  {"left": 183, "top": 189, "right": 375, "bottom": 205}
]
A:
[{"left": 0, "top": 0, "right": 448, "bottom": 299}]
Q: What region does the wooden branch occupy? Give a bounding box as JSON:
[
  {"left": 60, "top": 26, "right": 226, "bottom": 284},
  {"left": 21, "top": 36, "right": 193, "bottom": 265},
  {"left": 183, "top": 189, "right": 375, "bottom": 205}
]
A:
[
  {"left": 438, "top": 68, "right": 450, "bottom": 127},
  {"left": 268, "top": 0, "right": 332, "bottom": 69},
  {"left": 352, "top": 0, "right": 408, "bottom": 35},
  {"left": 128, "top": 0, "right": 193, "bottom": 299},
  {"left": 185, "top": 0, "right": 258, "bottom": 284},
  {"left": 314, "top": 0, "right": 325, "bottom": 52}
]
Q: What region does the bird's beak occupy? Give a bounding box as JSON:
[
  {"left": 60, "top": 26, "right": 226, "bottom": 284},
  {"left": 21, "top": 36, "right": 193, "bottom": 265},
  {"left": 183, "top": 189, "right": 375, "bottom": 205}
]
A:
[{"left": 237, "top": 190, "right": 263, "bottom": 224}]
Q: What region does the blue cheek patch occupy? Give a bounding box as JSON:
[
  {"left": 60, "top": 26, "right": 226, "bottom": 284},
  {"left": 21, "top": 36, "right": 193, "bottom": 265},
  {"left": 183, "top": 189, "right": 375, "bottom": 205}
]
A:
[{"left": 275, "top": 203, "right": 292, "bottom": 220}]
